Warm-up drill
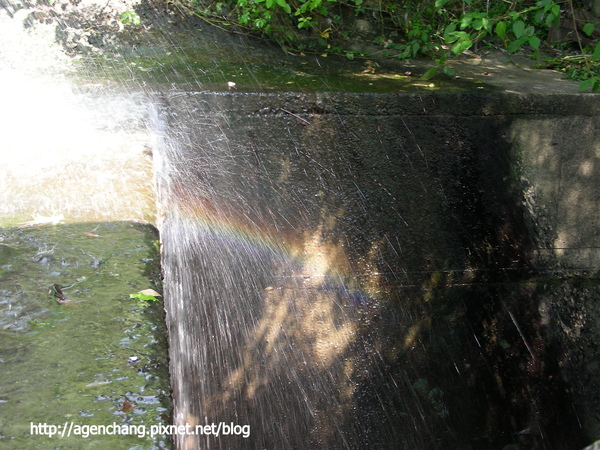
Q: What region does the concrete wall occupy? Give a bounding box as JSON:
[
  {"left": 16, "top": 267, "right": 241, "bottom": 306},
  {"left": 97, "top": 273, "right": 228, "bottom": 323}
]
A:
[
  {"left": 511, "top": 116, "right": 600, "bottom": 270},
  {"left": 155, "top": 90, "right": 600, "bottom": 448}
]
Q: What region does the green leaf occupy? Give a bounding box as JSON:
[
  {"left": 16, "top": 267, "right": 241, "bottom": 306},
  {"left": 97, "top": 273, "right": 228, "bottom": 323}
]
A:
[
  {"left": 451, "top": 38, "right": 473, "bottom": 55},
  {"left": 507, "top": 36, "right": 527, "bottom": 53},
  {"left": 120, "top": 11, "right": 141, "bottom": 26},
  {"left": 421, "top": 66, "right": 438, "bottom": 80},
  {"left": 529, "top": 36, "right": 541, "bottom": 49},
  {"left": 460, "top": 14, "right": 473, "bottom": 30},
  {"left": 345, "top": 51, "right": 355, "bottom": 60},
  {"left": 275, "top": 0, "right": 291, "bottom": 13},
  {"left": 442, "top": 66, "right": 455, "bottom": 77},
  {"left": 443, "top": 23, "right": 457, "bottom": 42},
  {"left": 481, "top": 17, "right": 491, "bottom": 33},
  {"left": 435, "top": 0, "right": 449, "bottom": 9},
  {"left": 593, "top": 42, "right": 600, "bottom": 61},
  {"left": 524, "top": 25, "right": 535, "bottom": 37},
  {"left": 130, "top": 289, "right": 161, "bottom": 303},
  {"left": 412, "top": 42, "right": 420, "bottom": 55},
  {"left": 579, "top": 77, "right": 596, "bottom": 91},
  {"left": 130, "top": 293, "right": 160, "bottom": 302},
  {"left": 297, "top": 16, "right": 313, "bottom": 28},
  {"left": 495, "top": 21, "right": 507, "bottom": 40},
  {"left": 583, "top": 23, "right": 595, "bottom": 37},
  {"left": 546, "top": 5, "right": 560, "bottom": 27},
  {"left": 239, "top": 13, "right": 250, "bottom": 25},
  {"left": 513, "top": 20, "right": 525, "bottom": 38}
]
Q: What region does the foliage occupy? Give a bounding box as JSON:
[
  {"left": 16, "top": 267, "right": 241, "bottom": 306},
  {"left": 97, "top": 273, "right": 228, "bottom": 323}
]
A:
[
  {"left": 120, "top": 11, "right": 141, "bottom": 26},
  {"left": 130, "top": 289, "right": 162, "bottom": 306},
  {"left": 166, "top": 0, "right": 600, "bottom": 90}
]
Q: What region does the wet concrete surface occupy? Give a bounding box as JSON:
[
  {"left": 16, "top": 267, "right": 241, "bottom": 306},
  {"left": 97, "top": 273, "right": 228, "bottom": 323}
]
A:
[{"left": 153, "top": 85, "right": 600, "bottom": 449}]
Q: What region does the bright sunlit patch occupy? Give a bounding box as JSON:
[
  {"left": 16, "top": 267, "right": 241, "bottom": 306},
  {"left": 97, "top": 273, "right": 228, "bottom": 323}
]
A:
[
  {"left": 300, "top": 225, "right": 349, "bottom": 284},
  {"left": 0, "top": 74, "right": 155, "bottom": 225},
  {"left": 579, "top": 159, "right": 594, "bottom": 177},
  {"left": 0, "top": 7, "right": 155, "bottom": 225},
  {"left": 0, "top": 76, "right": 96, "bottom": 167},
  {"left": 17, "top": 214, "right": 65, "bottom": 227}
]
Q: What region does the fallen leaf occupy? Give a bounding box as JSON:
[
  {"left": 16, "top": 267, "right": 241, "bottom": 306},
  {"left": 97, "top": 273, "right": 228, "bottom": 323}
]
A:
[
  {"left": 49, "top": 284, "right": 65, "bottom": 300},
  {"left": 83, "top": 232, "right": 102, "bottom": 238},
  {"left": 121, "top": 398, "right": 134, "bottom": 413},
  {"left": 138, "top": 289, "right": 161, "bottom": 297}
]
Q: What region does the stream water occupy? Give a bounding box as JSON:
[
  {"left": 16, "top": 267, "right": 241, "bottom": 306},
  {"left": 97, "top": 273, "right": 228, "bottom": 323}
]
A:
[
  {"left": 0, "top": 222, "right": 170, "bottom": 449},
  {"left": 0, "top": 5, "right": 171, "bottom": 448}
]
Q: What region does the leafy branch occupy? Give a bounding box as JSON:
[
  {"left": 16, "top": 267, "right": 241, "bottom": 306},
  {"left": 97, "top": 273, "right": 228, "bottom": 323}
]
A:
[{"left": 167, "top": 0, "right": 600, "bottom": 90}]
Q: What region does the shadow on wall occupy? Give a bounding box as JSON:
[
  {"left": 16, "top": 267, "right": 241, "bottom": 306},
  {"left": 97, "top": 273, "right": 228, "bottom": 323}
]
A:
[
  {"left": 510, "top": 114, "right": 600, "bottom": 444},
  {"left": 155, "top": 92, "right": 594, "bottom": 449},
  {"left": 511, "top": 117, "right": 600, "bottom": 269}
]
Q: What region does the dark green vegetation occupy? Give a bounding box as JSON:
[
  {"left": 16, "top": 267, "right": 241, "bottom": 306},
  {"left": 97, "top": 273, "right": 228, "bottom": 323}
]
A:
[{"left": 156, "top": 0, "right": 600, "bottom": 90}]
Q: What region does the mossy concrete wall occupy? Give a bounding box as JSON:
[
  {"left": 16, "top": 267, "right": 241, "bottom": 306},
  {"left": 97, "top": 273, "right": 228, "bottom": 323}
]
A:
[{"left": 510, "top": 112, "right": 600, "bottom": 444}]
